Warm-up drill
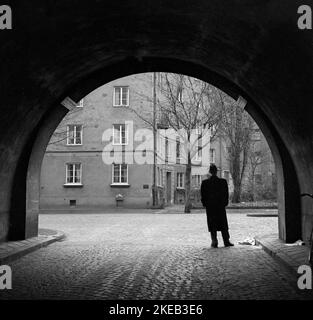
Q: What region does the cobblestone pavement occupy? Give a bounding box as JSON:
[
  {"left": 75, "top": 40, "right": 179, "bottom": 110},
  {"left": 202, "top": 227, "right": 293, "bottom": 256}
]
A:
[{"left": 1, "top": 212, "right": 312, "bottom": 300}]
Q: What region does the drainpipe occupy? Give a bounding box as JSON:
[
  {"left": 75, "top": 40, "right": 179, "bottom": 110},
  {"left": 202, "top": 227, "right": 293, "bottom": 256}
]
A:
[{"left": 152, "top": 72, "right": 158, "bottom": 206}]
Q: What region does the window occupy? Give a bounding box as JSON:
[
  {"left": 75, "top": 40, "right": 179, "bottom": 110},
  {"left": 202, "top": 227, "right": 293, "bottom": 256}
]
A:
[
  {"left": 77, "top": 99, "right": 84, "bottom": 108},
  {"left": 157, "top": 167, "right": 160, "bottom": 186},
  {"left": 158, "top": 135, "right": 164, "bottom": 159},
  {"left": 192, "top": 174, "right": 202, "bottom": 187},
  {"left": 223, "top": 170, "right": 230, "bottom": 183},
  {"left": 210, "top": 148, "right": 216, "bottom": 163},
  {"left": 158, "top": 168, "right": 163, "bottom": 186},
  {"left": 113, "top": 86, "right": 129, "bottom": 106},
  {"left": 195, "top": 145, "right": 202, "bottom": 161},
  {"left": 157, "top": 112, "right": 169, "bottom": 129},
  {"left": 67, "top": 125, "right": 83, "bottom": 145},
  {"left": 176, "top": 137, "right": 181, "bottom": 162},
  {"left": 113, "top": 124, "right": 128, "bottom": 145},
  {"left": 65, "top": 163, "right": 82, "bottom": 185},
  {"left": 165, "top": 137, "right": 169, "bottom": 163},
  {"left": 177, "top": 172, "right": 184, "bottom": 189},
  {"left": 112, "top": 164, "right": 128, "bottom": 184}
]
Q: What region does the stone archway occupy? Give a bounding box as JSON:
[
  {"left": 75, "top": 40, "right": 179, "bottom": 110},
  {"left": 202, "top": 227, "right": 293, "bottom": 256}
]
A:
[
  {"left": 25, "top": 59, "right": 301, "bottom": 243},
  {"left": 1, "top": 1, "right": 312, "bottom": 243}
]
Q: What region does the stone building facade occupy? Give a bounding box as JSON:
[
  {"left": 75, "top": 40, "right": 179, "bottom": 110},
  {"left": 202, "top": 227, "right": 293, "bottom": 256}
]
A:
[
  {"left": 40, "top": 73, "right": 275, "bottom": 211},
  {"left": 40, "top": 73, "right": 213, "bottom": 211}
]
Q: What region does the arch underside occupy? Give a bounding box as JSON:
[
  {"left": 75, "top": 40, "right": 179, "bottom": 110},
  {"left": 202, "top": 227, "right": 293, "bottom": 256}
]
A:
[{"left": 1, "top": 0, "right": 313, "bottom": 242}]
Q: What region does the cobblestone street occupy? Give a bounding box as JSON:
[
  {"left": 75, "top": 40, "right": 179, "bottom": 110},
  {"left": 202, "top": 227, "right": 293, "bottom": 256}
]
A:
[{"left": 1, "top": 211, "right": 312, "bottom": 300}]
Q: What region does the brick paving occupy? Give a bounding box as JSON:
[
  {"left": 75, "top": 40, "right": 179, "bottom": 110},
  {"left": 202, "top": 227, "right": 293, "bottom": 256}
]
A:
[{"left": 0, "top": 212, "right": 312, "bottom": 300}]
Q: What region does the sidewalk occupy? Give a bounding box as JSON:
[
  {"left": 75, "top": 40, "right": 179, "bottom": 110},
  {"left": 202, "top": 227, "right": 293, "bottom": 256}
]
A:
[
  {"left": 153, "top": 205, "right": 278, "bottom": 215},
  {"left": 255, "top": 234, "right": 310, "bottom": 276},
  {"left": 0, "top": 229, "right": 65, "bottom": 264}
]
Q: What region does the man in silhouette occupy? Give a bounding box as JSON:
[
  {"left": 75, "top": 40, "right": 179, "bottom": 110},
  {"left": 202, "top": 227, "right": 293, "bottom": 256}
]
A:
[{"left": 201, "top": 164, "right": 234, "bottom": 248}]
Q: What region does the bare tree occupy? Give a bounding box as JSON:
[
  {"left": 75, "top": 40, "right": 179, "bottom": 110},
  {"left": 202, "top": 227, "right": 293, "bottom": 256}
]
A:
[
  {"left": 217, "top": 92, "right": 254, "bottom": 203},
  {"left": 247, "top": 141, "right": 270, "bottom": 201},
  {"left": 48, "top": 105, "right": 83, "bottom": 145},
  {"left": 127, "top": 73, "right": 222, "bottom": 213}
]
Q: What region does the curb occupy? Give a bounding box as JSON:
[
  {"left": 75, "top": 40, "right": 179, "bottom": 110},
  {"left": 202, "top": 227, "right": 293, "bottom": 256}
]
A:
[
  {"left": 0, "top": 230, "right": 66, "bottom": 265},
  {"left": 255, "top": 237, "right": 302, "bottom": 277},
  {"left": 247, "top": 213, "right": 278, "bottom": 217},
  {"left": 192, "top": 206, "right": 278, "bottom": 210}
]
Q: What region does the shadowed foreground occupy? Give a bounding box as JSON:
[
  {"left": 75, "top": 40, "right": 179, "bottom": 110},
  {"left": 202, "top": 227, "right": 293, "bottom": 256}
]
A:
[{"left": 1, "top": 212, "right": 312, "bottom": 300}]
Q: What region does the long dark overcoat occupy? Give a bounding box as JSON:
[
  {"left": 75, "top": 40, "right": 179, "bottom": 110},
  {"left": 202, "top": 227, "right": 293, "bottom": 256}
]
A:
[{"left": 200, "top": 175, "right": 229, "bottom": 232}]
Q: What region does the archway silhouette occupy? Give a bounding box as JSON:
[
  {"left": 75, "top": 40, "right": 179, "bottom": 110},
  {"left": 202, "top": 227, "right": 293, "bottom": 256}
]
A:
[
  {"left": 2, "top": 1, "right": 313, "bottom": 244},
  {"left": 22, "top": 59, "right": 300, "bottom": 243}
]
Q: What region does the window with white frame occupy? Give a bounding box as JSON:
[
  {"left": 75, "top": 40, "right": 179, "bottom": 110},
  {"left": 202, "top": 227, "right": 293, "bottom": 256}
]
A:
[
  {"left": 77, "top": 99, "right": 84, "bottom": 108},
  {"left": 113, "top": 86, "right": 129, "bottom": 106},
  {"left": 192, "top": 174, "right": 202, "bottom": 187},
  {"left": 210, "top": 148, "right": 216, "bottom": 163},
  {"left": 113, "top": 124, "right": 128, "bottom": 145},
  {"left": 177, "top": 172, "right": 184, "bottom": 189},
  {"left": 67, "top": 125, "right": 83, "bottom": 145},
  {"left": 65, "top": 163, "right": 82, "bottom": 185},
  {"left": 112, "top": 163, "right": 128, "bottom": 184}
]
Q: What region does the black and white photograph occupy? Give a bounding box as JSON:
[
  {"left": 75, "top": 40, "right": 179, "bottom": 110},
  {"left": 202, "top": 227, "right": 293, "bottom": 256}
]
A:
[{"left": 0, "top": 0, "right": 313, "bottom": 316}]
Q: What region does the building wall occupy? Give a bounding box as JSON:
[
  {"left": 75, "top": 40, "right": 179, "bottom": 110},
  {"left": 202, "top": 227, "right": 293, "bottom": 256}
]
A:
[
  {"left": 41, "top": 74, "right": 158, "bottom": 211},
  {"left": 40, "top": 73, "right": 215, "bottom": 210},
  {"left": 40, "top": 152, "right": 153, "bottom": 209},
  {"left": 40, "top": 72, "right": 276, "bottom": 211}
]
